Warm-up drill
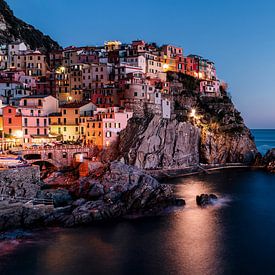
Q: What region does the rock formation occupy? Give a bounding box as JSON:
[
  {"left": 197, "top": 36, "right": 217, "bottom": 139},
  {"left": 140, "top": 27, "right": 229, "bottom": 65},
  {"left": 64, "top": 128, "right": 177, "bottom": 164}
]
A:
[
  {"left": 0, "top": 0, "right": 60, "bottom": 51},
  {"left": 262, "top": 149, "right": 275, "bottom": 172},
  {"left": 196, "top": 193, "right": 218, "bottom": 207},
  {"left": 0, "top": 162, "right": 183, "bottom": 231},
  {"left": 119, "top": 114, "right": 200, "bottom": 169},
  {"left": 119, "top": 77, "right": 257, "bottom": 170}
]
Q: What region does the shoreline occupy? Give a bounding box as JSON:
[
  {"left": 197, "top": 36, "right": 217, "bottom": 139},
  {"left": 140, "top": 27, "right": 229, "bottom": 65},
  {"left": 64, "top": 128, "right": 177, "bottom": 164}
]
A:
[
  {"left": 145, "top": 164, "right": 265, "bottom": 180},
  {"left": 0, "top": 164, "right": 267, "bottom": 235}
]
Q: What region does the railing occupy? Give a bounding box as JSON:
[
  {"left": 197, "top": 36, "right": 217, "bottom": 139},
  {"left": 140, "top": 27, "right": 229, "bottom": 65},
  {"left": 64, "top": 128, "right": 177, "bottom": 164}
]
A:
[
  {"left": 23, "top": 145, "right": 94, "bottom": 151},
  {"left": 0, "top": 195, "right": 53, "bottom": 205}
]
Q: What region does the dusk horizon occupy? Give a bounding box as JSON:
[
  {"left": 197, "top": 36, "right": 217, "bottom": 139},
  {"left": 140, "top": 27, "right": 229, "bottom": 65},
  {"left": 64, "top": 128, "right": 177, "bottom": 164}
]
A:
[{"left": 7, "top": 0, "right": 275, "bottom": 129}]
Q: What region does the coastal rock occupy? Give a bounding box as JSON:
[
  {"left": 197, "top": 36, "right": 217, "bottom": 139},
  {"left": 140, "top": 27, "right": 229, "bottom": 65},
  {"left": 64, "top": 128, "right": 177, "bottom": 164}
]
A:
[
  {"left": 119, "top": 115, "right": 200, "bottom": 169},
  {"left": 263, "top": 149, "right": 275, "bottom": 172},
  {"left": 62, "top": 161, "right": 177, "bottom": 226},
  {"left": 196, "top": 194, "right": 218, "bottom": 207},
  {"left": 0, "top": 203, "right": 53, "bottom": 231},
  {"left": 37, "top": 189, "right": 73, "bottom": 207},
  {"left": 119, "top": 92, "right": 257, "bottom": 169},
  {"left": 0, "top": 166, "right": 40, "bottom": 198}
]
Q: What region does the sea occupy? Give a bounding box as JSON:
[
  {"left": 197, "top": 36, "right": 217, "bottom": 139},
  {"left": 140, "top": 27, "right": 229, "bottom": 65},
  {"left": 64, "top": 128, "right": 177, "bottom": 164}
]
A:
[
  {"left": 0, "top": 129, "right": 275, "bottom": 275},
  {"left": 251, "top": 129, "right": 275, "bottom": 155}
]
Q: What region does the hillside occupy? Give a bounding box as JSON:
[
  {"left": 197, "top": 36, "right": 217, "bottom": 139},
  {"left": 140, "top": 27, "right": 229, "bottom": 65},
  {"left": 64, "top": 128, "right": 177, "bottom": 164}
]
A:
[{"left": 0, "top": 0, "right": 60, "bottom": 52}]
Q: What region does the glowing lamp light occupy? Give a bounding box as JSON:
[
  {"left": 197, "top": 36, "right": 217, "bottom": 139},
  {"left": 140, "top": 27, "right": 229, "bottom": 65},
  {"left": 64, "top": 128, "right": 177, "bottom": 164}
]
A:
[
  {"left": 190, "top": 109, "right": 196, "bottom": 118},
  {"left": 68, "top": 96, "right": 73, "bottom": 101},
  {"left": 14, "top": 130, "right": 23, "bottom": 138},
  {"left": 163, "top": 64, "right": 169, "bottom": 70}
]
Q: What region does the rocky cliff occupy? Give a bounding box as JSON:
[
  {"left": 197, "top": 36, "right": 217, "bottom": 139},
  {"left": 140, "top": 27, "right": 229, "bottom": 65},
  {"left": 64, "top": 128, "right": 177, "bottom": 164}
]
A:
[
  {"left": 0, "top": 0, "right": 60, "bottom": 51},
  {"left": 119, "top": 76, "right": 257, "bottom": 170},
  {"left": 0, "top": 162, "right": 182, "bottom": 231}
]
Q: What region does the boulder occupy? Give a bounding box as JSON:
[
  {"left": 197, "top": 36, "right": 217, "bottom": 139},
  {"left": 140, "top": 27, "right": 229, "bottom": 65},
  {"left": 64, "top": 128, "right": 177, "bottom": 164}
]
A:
[{"left": 196, "top": 193, "right": 218, "bottom": 207}]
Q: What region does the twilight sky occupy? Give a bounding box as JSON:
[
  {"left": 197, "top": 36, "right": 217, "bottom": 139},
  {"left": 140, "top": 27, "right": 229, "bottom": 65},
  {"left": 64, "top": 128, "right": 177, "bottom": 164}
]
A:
[{"left": 7, "top": 0, "right": 275, "bottom": 128}]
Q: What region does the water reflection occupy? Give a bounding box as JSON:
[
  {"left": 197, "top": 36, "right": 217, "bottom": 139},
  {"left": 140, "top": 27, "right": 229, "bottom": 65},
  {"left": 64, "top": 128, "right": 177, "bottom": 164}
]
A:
[
  {"left": 6, "top": 170, "right": 275, "bottom": 275},
  {"left": 164, "top": 178, "right": 225, "bottom": 274}
]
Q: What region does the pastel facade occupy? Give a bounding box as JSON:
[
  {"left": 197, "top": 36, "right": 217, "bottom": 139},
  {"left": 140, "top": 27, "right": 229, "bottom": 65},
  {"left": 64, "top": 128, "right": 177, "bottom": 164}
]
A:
[
  {"left": 19, "top": 95, "right": 59, "bottom": 146},
  {"left": 102, "top": 107, "right": 133, "bottom": 147}
]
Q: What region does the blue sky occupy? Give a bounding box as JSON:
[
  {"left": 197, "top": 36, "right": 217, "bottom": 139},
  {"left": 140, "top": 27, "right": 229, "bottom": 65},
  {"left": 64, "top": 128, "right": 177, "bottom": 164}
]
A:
[{"left": 7, "top": 0, "right": 275, "bottom": 128}]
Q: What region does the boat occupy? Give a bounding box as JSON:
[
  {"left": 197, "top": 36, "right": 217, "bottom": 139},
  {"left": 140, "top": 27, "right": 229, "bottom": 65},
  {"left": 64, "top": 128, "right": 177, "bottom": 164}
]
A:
[{"left": 0, "top": 156, "right": 28, "bottom": 168}]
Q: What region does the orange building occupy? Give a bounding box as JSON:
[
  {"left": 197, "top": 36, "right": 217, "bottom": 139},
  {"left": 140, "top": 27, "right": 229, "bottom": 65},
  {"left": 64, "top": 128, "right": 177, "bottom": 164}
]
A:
[
  {"left": 2, "top": 105, "right": 23, "bottom": 147},
  {"left": 84, "top": 113, "right": 104, "bottom": 148},
  {"left": 2, "top": 106, "right": 22, "bottom": 137}
]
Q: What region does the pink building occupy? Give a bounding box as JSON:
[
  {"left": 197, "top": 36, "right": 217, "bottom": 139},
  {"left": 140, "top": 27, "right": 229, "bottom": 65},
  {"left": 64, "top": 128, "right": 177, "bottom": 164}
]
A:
[
  {"left": 18, "top": 95, "right": 59, "bottom": 146},
  {"left": 200, "top": 80, "right": 220, "bottom": 96},
  {"left": 102, "top": 107, "right": 133, "bottom": 147}
]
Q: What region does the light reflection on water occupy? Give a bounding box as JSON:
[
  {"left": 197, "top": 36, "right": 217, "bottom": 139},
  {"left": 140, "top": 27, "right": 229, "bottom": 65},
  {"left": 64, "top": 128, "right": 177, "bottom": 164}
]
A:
[{"left": 2, "top": 169, "right": 275, "bottom": 275}]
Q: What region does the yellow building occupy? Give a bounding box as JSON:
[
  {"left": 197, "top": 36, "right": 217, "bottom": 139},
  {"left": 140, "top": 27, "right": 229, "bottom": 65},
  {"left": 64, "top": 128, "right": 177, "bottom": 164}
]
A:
[
  {"left": 83, "top": 114, "right": 103, "bottom": 148},
  {"left": 49, "top": 102, "right": 96, "bottom": 142}
]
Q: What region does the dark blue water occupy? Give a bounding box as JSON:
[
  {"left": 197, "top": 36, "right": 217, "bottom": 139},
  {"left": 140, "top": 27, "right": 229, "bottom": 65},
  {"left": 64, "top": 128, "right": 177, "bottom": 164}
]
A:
[
  {"left": 251, "top": 129, "right": 275, "bottom": 155},
  {"left": 1, "top": 131, "right": 275, "bottom": 275}
]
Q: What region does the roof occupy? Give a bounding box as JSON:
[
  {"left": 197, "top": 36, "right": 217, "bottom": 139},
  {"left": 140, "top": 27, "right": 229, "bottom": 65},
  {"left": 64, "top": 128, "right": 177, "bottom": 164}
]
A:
[
  {"left": 60, "top": 101, "right": 93, "bottom": 108},
  {"left": 21, "top": 95, "right": 53, "bottom": 99}
]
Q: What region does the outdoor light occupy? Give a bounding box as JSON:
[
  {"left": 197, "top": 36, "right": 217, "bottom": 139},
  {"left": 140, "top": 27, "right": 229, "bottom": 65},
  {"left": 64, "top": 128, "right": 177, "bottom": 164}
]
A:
[
  {"left": 163, "top": 64, "right": 169, "bottom": 70},
  {"left": 14, "top": 130, "right": 23, "bottom": 138},
  {"left": 190, "top": 108, "right": 196, "bottom": 117}
]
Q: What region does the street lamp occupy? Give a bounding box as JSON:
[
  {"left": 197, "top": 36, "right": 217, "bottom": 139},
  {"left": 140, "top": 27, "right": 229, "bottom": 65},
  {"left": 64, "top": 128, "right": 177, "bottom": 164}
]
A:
[{"left": 190, "top": 108, "right": 196, "bottom": 118}]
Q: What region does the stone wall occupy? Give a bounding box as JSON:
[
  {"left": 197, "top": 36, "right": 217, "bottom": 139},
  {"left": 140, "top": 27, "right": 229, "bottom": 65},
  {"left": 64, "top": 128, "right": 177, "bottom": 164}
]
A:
[{"left": 0, "top": 166, "right": 40, "bottom": 198}]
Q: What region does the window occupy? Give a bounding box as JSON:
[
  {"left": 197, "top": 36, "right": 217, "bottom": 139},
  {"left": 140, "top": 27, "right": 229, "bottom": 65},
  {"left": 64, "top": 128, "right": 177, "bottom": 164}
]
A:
[
  {"left": 63, "top": 109, "right": 67, "bottom": 115},
  {"left": 48, "top": 152, "right": 53, "bottom": 159},
  {"left": 8, "top": 108, "right": 11, "bottom": 114},
  {"left": 37, "top": 129, "right": 40, "bottom": 135},
  {"left": 64, "top": 127, "right": 67, "bottom": 132},
  {"left": 64, "top": 118, "right": 67, "bottom": 124},
  {"left": 44, "top": 119, "right": 47, "bottom": 126},
  {"left": 37, "top": 119, "right": 40, "bottom": 126},
  {"left": 75, "top": 127, "right": 78, "bottom": 132},
  {"left": 62, "top": 152, "right": 67, "bottom": 158},
  {"left": 44, "top": 129, "right": 47, "bottom": 135},
  {"left": 23, "top": 99, "right": 27, "bottom": 106},
  {"left": 24, "top": 118, "right": 28, "bottom": 126},
  {"left": 106, "top": 131, "right": 111, "bottom": 138},
  {"left": 38, "top": 99, "right": 42, "bottom": 106},
  {"left": 75, "top": 109, "right": 78, "bottom": 114},
  {"left": 75, "top": 118, "right": 78, "bottom": 124},
  {"left": 24, "top": 129, "right": 28, "bottom": 135},
  {"left": 8, "top": 118, "right": 12, "bottom": 124}
]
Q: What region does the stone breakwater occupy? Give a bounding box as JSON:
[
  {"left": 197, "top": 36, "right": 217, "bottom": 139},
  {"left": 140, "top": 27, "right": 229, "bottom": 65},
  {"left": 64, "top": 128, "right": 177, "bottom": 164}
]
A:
[
  {"left": 0, "top": 166, "right": 40, "bottom": 198},
  {"left": 0, "top": 162, "right": 183, "bottom": 231}
]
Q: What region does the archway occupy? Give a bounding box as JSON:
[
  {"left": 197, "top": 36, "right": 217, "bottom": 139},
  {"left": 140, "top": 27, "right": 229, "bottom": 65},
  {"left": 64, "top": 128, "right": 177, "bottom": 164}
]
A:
[
  {"left": 23, "top": 154, "right": 42, "bottom": 160},
  {"left": 32, "top": 160, "right": 58, "bottom": 179}
]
